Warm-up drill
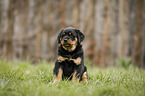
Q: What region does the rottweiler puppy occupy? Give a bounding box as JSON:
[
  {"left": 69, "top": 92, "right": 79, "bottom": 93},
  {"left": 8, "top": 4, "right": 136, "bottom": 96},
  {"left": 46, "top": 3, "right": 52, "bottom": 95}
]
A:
[{"left": 53, "top": 27, "right": 88, "bottom": 83}]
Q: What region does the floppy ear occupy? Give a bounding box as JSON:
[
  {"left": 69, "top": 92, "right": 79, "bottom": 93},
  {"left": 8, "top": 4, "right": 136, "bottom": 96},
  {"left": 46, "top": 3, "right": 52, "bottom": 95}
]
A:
[
  {"left": 57, "top": 29, "right": 63, "bottom": 44},
  {"left": 75, "top": 29, "right": 85, "bottom": 43}
]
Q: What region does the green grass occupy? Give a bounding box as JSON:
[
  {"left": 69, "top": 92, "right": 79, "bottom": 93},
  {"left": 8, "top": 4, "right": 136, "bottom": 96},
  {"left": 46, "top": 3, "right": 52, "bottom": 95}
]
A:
[{"left": 0, "top": 60, "right": 145, "bottom": 96}]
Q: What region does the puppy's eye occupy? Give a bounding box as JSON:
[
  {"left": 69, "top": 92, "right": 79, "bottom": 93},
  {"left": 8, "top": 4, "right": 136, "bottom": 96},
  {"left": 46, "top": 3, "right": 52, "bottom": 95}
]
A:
[
  {"left": 63, "top": 33, "right": 65, "bottom": 35},
  {"left": 69, "top": 33, "right": 72, "bottom": 35}
]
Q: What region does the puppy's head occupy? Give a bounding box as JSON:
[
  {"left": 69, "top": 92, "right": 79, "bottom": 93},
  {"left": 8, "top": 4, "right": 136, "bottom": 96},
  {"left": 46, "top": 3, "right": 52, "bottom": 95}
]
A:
[{"left": 57, "top": 27, "right": 85, "bottom": 51}]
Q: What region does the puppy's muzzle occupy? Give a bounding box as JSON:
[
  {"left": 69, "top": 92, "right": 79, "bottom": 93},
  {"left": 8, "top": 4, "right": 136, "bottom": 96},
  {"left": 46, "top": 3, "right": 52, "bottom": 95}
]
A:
[
  {"left": 64, "top": 39, "right": 68, "bottom": 43},
  {"left": 62, "top": 38, "right": 71, "bottom": 47}
]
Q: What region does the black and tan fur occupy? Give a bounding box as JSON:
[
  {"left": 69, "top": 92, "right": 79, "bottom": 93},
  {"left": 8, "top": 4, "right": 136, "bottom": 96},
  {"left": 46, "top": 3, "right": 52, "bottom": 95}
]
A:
[{"left": 53, "top": 27, "right": 88, "bottom": 83}]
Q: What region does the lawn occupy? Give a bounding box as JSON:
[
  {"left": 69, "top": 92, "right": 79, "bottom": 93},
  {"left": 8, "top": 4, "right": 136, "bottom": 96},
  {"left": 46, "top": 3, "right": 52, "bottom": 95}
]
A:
[{"left": 0, "top": 60, "right": 145, "bottom": 96}]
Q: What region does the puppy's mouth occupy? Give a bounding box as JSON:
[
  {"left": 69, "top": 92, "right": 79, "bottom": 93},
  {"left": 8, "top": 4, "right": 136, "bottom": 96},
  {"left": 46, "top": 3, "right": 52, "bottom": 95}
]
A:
[
  {"left": 61, "top": 38, "right": 78, "bottom": 51},
  {"left": 63, "top": 43, "right": 71, "bottom": 47}
]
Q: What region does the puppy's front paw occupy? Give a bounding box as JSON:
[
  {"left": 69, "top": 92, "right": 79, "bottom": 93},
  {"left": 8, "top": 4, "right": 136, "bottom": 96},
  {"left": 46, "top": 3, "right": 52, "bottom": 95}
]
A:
[
  {"left": 58, "top": 56, "right": 68, "bottom": 62},
  {"left": 70, "top": 57, "right": 81, "bottom": 65}
]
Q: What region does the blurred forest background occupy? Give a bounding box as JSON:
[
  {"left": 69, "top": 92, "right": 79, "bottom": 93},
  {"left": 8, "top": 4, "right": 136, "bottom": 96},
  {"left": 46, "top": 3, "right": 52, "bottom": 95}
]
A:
[{"left": 0, "top": 0, "right": 145, "bottom": 67}]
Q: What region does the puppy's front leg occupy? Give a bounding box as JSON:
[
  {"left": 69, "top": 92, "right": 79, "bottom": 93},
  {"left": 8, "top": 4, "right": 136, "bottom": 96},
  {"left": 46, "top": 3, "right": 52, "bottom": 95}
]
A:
[
  {"left": 53, "top": 68, "right": 63, "bottom": 83},
  {"left": 72, "top": 71, "right": 80, "bottom": 83}
]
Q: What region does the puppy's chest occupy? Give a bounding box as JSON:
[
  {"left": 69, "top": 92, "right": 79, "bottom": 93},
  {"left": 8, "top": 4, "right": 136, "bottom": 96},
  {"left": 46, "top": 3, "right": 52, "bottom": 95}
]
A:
[
  {"left": 58, "top": 55, "right": 82, "bottom": 66},
  {"left": 62, "top": 60, "right": 76, "bottom": 68},
  {"left": 62, "top": 60, "right": 76, "bottom": 76}
]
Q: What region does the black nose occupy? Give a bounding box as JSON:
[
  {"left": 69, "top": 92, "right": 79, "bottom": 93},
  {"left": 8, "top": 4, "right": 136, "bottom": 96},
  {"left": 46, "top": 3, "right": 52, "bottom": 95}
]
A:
[{"left": 64, "top": 39, "right": 68, "bottom": 42}]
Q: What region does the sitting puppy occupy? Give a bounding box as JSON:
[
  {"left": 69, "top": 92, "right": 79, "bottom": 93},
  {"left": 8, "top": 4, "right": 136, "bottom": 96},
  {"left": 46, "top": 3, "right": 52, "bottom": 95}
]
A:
[{"left": 53, "top": 27, "right": 88, "bottom": 83}]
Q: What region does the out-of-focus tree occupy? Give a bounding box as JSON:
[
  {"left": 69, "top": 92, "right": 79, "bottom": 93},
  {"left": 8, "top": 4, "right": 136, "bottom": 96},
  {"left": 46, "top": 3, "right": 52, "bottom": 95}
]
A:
[{"left": 0, "top": 0, "right": 144, "bottom": 67}]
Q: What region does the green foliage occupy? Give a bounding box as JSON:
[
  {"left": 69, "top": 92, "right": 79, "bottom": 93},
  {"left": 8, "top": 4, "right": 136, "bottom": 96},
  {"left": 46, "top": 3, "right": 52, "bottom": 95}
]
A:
[
  {"left": 117, "top": 58, "right": 132, "bottom": 69},
  {"left": 0, "top": 60, "right": 145, "bottom": 96}
]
